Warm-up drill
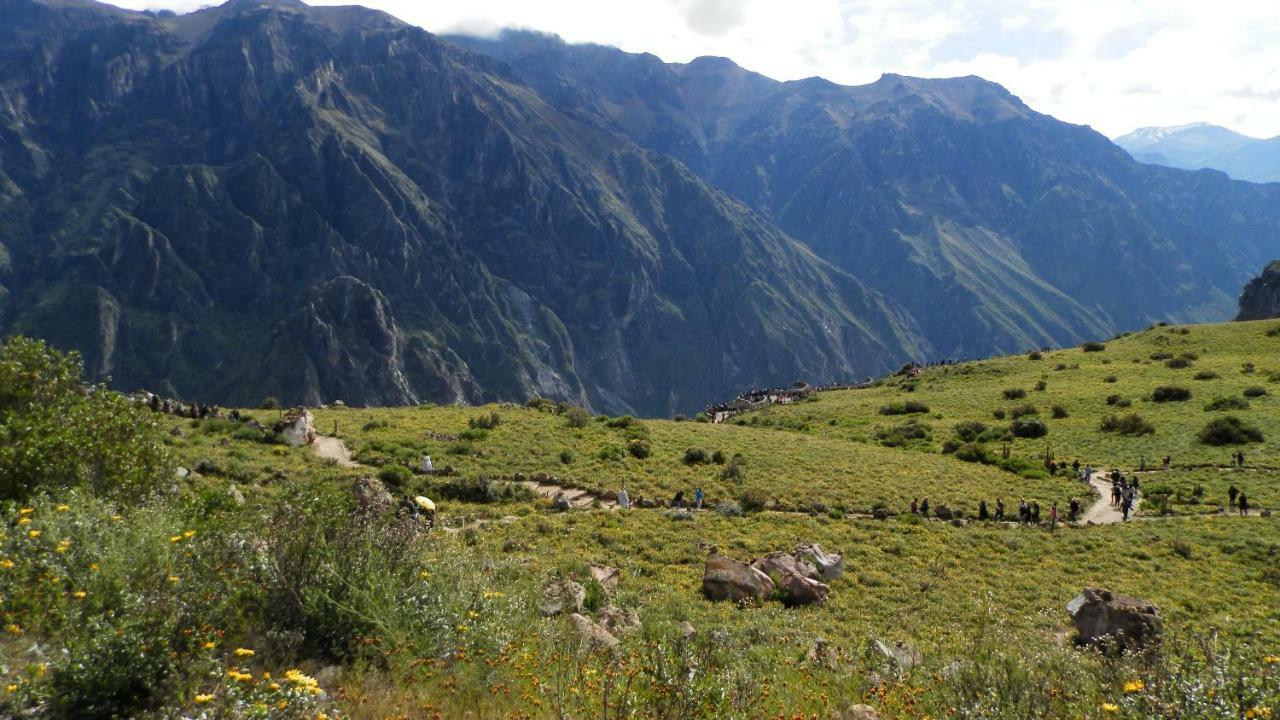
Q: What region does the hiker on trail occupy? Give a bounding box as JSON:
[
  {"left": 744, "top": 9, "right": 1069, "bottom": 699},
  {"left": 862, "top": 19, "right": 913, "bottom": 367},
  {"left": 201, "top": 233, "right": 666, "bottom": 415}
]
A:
[
  {"left": 1132, "top": 476, "right": 1140, "bottom": 492},
  {"left": 1229, "top": 485, "right": 1239, "bottom": 508},
  {"left": 695, "top": 487, "right": 704, "bottom": 510},
  {"left": 617, "top": 484, "right": 630, "bottom": 510},
  {"left": 1239, "top": 452, "right": 1246, "bottom": 468},
  {"left": 978, "top": 500, "right": 989, "bottom": 521},
  {"left": 910, "top": 498, "right": 918, "bottom": 514},
  {"left": 412, "top": 495, "right": 435, "bottom": 533},
  {"left": 421, "top": 455, "right": 434, "bottom": 474},
  {"left": 1121, "top": 496, "right": 1132, "bottom": 521},
  {"left": 1084, "top": 464, "right": 1093, "bottom": 481},
  {"left": 995, "top": 498, "right": 1005, "bottom": 522},
  {"left": 1238, "top": 492, "right": 1249, "bottom": 516},
  {"left": 1018, "top": 499, "right": 1029, "bottom": 524},
  {"left": 672, "top": 490, "right": 685, "bottom": 509},
  {"left": 230, "top": 408, "right": 241, "bottom": 423},
  {"left": 149, "top": 394, "right": 161, "bottom": 413},
  {"left": 1139, "top": 455, "right": 1146, "bottom": 471},
  {"left": 1031, "top": 502, "right": 1041, "bottom": 525},
  {"left": 1072, "top": 459, "right": 1081, "bottom": 475},
  {"left": 1163, "top": 455, "right": 1171, "bottom": 471},
  {"left": 1111, "top": 484, "right": 1122, "bottom": 507},
  {"left": 1068, "top": 497, "right": 1080, "bottom": 522},
  {"left": 1049, "top": 503, "right": 1059, "bottom": 530},
  {"left": 920, "top": 498, "right": 930, "bottom": 517}
]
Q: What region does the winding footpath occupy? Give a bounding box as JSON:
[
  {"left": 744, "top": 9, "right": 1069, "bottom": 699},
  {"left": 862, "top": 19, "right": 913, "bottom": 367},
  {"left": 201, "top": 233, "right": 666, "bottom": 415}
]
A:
[{"left": 1080, "top": 471, "right": 1139, "bottom": 525}]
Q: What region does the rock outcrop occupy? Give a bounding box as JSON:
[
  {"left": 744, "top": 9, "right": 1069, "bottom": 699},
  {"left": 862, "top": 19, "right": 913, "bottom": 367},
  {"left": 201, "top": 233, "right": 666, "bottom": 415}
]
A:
[
  {"left": 702, "top": 553, "right": 775, "bottom": 603},
  {"left": 277, "top": 409, "right": 317, "bottom": 447},
  {"left": 1066, "top": 588, "right": 1163, "bottom": 650},
  {"left": 1237, "top": 261, "right": 1280, "bottom": 321},
  {"left": 751, "top": 552, "right": 830, "bottom": 607},
  {"left": 794, "top": 544, "right": 845, "bottom": 581},
  {"left": 539, "top": 579, "right": 586, "bottom": 617},
  {"left": 569, "top": 613, "right": 619, "bottom": 647},
  {"left": 351, "top": 476, "right": 394, "bottom": 514}
]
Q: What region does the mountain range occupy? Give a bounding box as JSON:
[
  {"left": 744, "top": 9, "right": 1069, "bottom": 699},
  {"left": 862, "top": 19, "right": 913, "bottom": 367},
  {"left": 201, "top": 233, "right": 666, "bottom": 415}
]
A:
[
  {"left": 1, "top": 2, "right": 1279, "bottom": 416},
  {"left": 1115, "top": 123, "right": 1280, "bottom": 184}
]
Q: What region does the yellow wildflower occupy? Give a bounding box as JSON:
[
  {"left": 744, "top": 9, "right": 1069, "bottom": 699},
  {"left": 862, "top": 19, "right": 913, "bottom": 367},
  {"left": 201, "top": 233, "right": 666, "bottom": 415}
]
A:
[
  {"left": 1102, "top": 703, "right": 1120, "bottom": 713},
  {"left": 194, "top": 693, "right": 214, "bottom": 704},
  {"left": 1124, "top": 680, "right": 1145, "bottom": 693},
  {"left": 55, "top": 505, "right": 69, "bottom": 513},
  {"left": 284, "top": 669, "right": 319, "bottom": 689},
  {"left": 234, "top": 647, "right": 255, "bottom": 658},
  {"left": 5, "top": 624, "right": 21, "bottom": 635},
  {"left": 1245, "top": 708, "right": 1272, "bottom": 720},
  {"left": 167, "top": 575, "right": 180, "bottom": 583},
  {"left": 34, "top": 664, "right": 45, "bottom": 678},
  {"left": 111, "top": 515, "right": 123, "bottom": 522},
  {"left": 268, "top": 682, "right": 281, "bottom": 691},
  {"left": 72, "top": 590, "right": 87, "bottom": 599},
  {"left": 1266, "top": 655, "right": 1280, "bottom": 665},
  {"left": 4, "top": 684, "right": 16, "bottom": 693},
  {"left": 419, "top": 570, "right": 431, "bottom": 579},
  {"left": 27, "top": 530, "right": 40, "bottom": 539},
  {"left": 89, "top": 563, "right": 99, "bottom": 571},
  {"left": 55, "top": 539, "right": 71, "bottom": 553},
  {"left": 0, "top": 559, "right": 14, "bottom": 570},
  {"left": 17, "top": 508, "right": 33, "bottom": 516},
  {"left": 16, "top": 518, "right": 30, "bottom": 526},
  {"left": 169, "top": 535, "right": 183, "bottom": 543},
  {"left": 183, "top": 530, "right": 197, "bottom": 538},
  {"left": 202, "top": 641, "right": 217, "bottom": 650}
]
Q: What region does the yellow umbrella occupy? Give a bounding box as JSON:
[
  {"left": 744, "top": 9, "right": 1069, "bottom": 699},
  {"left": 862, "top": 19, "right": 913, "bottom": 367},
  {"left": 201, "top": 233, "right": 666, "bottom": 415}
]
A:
[{"left": 414, "top": 496, "right": 435, "bottom": 512}]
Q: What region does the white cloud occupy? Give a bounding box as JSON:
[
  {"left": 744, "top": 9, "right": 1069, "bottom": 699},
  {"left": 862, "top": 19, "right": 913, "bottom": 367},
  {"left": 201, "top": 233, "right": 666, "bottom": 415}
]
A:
[{"left": 101, "top": 0, "right": 1280, "bottom": 138}]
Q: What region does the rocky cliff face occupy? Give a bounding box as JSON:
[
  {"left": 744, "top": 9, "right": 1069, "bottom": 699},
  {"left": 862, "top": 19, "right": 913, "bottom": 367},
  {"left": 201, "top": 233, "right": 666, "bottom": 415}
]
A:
[
  {"left": 1237, "top": 262, "right": 1280, "bottom": 321},
  {"left": 452, "top": 31, "right": 1280, "bottom": 358},
  {"left": 0, "top": 0, "right": 923, "bottom": 415}
]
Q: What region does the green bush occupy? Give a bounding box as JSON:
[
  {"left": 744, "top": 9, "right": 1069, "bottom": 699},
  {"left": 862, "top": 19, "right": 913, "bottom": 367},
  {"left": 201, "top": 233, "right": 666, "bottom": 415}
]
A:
[
  {"left": 1009, "top": 418, "right": 1048, "bottom": 438},
  {"left": 739, "top": 488, "right": 768, "bottom": 513},
  {"left": 1243, "top": 386, "right": 1269, "bottom": 398},
  {"left": 1100, "top": 413, "right": 1155, "bottom": 436},
  {"left": 0, "top": 336, "right": 172, "bottom": 501},
  {"left": 626, "top": 439, "right": 651, "bottom": 459},
  {"left": 683, "top": 447, "right": 711, "bottom": 465},
  {"left": 1152, "top": 386, "right": 1192, "bottom": 402},
  {"left": 953, "top": 421, "right": 988, "bottom": 443},
  {"left": 433, "top": 476, "right": 532, "bottom": 503},
  {"left": 876, "top": 420, "right": 932, "bottom": 448},
  {"left": 711, "top": 449, "right": 727, "bottom": 464},
  {"left": 718, "top": 456, "right": 746, "bottom": 484},
  {"left": 597, "top": 445, "right": 624, "bottom": 462},
  {"left": 604, "top": 415, "right": 635, "bottom": 429},
  {"left": 992, "top": 409, "right": 1006, "bottom": 420},
  {"left": 1197, "top": 416, "right": 1264, "bottom": 445},
  {"left": 468, "top": 412, "right": 502, "bottom": 430},
  {"left": 1205, "top": 397, "right": 1250, "bottom": 412},
  {"left": 1081, "top": 341, "right": 1106, "bottom": 352},
  {"left": 1166, "top": 357, "right": 1193, "bottom": 369},
  {"left": 378, "top": 464, "right": 413, "bottom": 488},
  {"left": 558, "top": 449, "right": 574, "bottom": 465},
  {"left": 1051, "top": 405, "right": 1069, "bottom": 419},
  {"left": 1009, "top": 404, "right": 1038, "bottom": 419},
  {"left": 260, "top": 396, "right": 280, "bottom": 410},
  {"left": 1193, "top": 371, "right": 1220, "bottom": 381},
  {"left": 564, "top": 407, "right": 591, "bottom": 429},
  {"left": 1002, "top": 388, "right": 1027, "bottom": 400},
  {"left": 459, "top": 428, "right": 489, "bottom": 441},
  {"left": 878, "top": 400, "right": 930, "bottom": 415},
  {"left": 952, "top": 442, "right": 997, "bottom": 464}
]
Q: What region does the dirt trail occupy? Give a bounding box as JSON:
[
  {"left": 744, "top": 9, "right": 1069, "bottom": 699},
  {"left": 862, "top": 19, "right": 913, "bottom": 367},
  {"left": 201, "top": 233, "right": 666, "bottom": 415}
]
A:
[
  {"left": 312, "top": 435, "right": 358, "bottom": 469},
  {"left": 1080, "top": 471, "right": 1138, "bottom": 524}
]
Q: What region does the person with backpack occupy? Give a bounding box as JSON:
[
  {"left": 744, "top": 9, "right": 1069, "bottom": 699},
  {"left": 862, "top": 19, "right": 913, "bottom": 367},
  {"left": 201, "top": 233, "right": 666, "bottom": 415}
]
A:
[
  {"left": 1238, "top": 492, "right": 1249, "bottom": 517},
  {"left": 995, "top": 498, "right": 1005, "bottom": 522},
  {"left": 694, "top": 487, "right": 704, "bottom": 510},
  {"left": 1228, "top": 484, "right": 1239, "bottom": 508},
  {"left": 978, "top": 500, "right": 989, "bottom": 521}
]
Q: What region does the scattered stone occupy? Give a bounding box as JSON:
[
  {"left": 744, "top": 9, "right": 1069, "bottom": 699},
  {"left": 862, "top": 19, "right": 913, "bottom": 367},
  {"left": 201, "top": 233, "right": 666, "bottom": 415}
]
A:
[
  {"left": 870, "top": 638, "right": 923, "bottom": 672},
  {"left": 833, "top": 704, "right": 883, "bottom": 720},
  {"left": 352, "top": 475, "right": 394, "bottom": 514},
  {"left": 806, "top": 636, "right": 839, "bottom": 670},
  {"left": 752, "top": 552, "right": 829, "bottom": 606},
  {"left": 598, "top": 606, "right": 640, "bottom": 635},
  {"left": 540, "top": 579, "right": 586, "bottom": 617},
  {"left": 314, "top": 665, "right": 341, "bottom": 691},
  {"left": 794, "top": 543, "right": 845, "bottom": 581},
  {"left": 277, "top": 408, "right": 317, "bottom": 447},
  {"left": 174, "top": 466, "right": 189, "bottom": 479},
  {"left": 934, "top": 505, "right": 954, "bottom": 520},
  {"left": 169, "top": 426, "right": 184, "bottom": 437},
  {"left": 226, "top": 484, "right": 246, "bottom": 506},
  {"left": 588, "top": 565, "right": 620, "bottom": 594},
  {"left": 1067, "top": 588, "right": 1163, "bottom": 650},
  {"left": 550, "top": 492, "right": 572, "bottom": 512},
  {"left": 678, "top": 621, "right": 697, "bottom": 639},
  {"left": 569, "top": 613, "right": 619, "bottom": 647},
  {"left": 665, "top": 509, "right": 694, "bottom": 521},
  {"left": 702, "top": 552, "right": 775, "bottom": 602}
]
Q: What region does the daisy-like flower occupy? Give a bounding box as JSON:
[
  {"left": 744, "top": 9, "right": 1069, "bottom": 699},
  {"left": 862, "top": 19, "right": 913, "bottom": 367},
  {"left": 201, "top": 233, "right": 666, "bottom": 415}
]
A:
[
  {"left": 1102, "top": 702, "right": 1120, "bottom": 713},
  {"left": 193, "top": 693, "right": 215, "bottom": 704},
  {"left": 1124, "top": 680, "right": 1145, "bottom": 693},
  {"left": 233, "top": 648, "right": 255, "bottom": 658}
]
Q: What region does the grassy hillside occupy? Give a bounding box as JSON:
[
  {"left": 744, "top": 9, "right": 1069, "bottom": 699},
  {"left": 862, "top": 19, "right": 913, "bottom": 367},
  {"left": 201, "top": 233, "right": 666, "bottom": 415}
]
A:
[{"left": 2, "top": 327, "right": 1280, "bottom": 718}]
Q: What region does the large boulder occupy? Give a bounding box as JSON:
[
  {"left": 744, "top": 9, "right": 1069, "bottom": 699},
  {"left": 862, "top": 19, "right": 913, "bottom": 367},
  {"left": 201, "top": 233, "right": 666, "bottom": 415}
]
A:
[
  {"left": 752, "top": 552, "right": 830, "bottom": 607},
  {"left": 569, "top": 613, "right": 619, "bottom": 647},
  {"left": 550, "top": 491, "right": 572, "bottom": 512},
  {"left": 278, "top": 408, "right": 317, "bottom": 447},
  {"left": 794, "top": 544, "right": 844, "bottom": 581},
  {"left": 1067, "top": 588, "right": 1163, "bottom": 650},
  {"left": 352, "top": 475, "right": 394, "bottom": 514},
  {"left": 588, "top": 565, "right": 620, "bottom": 594},
  {"left": 702, "top": 552, "right": 775, "bottom": 602},
  {"left": 870, "top": 638, "right": 923, "bottom": 672},
  {"left": 539, "top": 578, "right": 586, "bottom": 617},
  {"left": 597, "top": 606, "right": 640, "bottom": 635}
]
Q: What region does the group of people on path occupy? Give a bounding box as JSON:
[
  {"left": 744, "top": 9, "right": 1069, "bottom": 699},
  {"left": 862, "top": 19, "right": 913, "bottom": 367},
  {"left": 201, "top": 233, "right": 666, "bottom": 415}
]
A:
[
  {"left": 1228, "top": 485, "right": 1251, "bottom": 516},
  {"left": 1106, "top": 468, "right": 1139, "bottom": 521}
]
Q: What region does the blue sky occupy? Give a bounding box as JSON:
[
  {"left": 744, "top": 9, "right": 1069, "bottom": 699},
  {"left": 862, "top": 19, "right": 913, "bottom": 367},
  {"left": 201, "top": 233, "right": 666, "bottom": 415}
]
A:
[{"left": 103, "top": 0, "right": 1280, "bottom": 139}]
